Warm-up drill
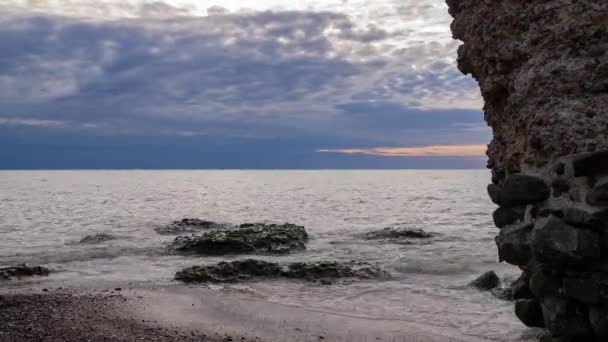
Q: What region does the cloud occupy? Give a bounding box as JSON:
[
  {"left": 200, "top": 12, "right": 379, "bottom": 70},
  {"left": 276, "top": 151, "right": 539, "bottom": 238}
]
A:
[
  {"left": 0, "top": 0, "right": 487, "bottom": 168},
  {"left": 317, "top": 144, "right": 487, "bottom": 157}
]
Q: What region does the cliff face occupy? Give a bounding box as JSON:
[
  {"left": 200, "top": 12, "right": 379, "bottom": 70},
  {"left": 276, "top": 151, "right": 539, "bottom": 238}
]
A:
[{"left": 446, "top": 0, "right": 608, "bottom": 339}]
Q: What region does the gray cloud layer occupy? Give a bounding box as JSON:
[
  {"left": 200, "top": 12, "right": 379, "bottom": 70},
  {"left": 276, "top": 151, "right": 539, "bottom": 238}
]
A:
[{"left": 0, "top": 1, "right": 487, "bottom": 168}]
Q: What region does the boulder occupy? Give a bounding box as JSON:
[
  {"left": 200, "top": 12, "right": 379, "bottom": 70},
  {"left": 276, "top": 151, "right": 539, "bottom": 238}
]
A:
[
  {"left": 515, "top": 299, "right": 545, "bottom": 328},
  {"left": 362, "top": 227, "right": 435, "bottom": 241},
  {"left": 573, "top": 151, "right": 608, "bottom": 178},
  {"left": 589, "top": 307, "right": 608, "bottom": 338},
  {"left": 529, "top": 267, "right": 562, "bottom": 299},
  {"left": 587, "top": 182, "right": 608, "bottom": 206},
  {"left": 563, "top": 277, "right": 601, "bottom": 304},
  {"left": 155, "top": 218, "right": 233, "bottom": 235},
  {"left": 79, "top": 233, "right": 118, "bottom": 244},
  {"left": 541, "top": 297, "right": 594, "bottom": 339},
  {"left": 0, "top": 265, "right": 50, "bottom": 280},
  {"left": 492, "top": 206, "right": 525, "bottom": 228},
  {"left": 532, "top": 218, "right": 601, "bottom": 265},
  {"left": 175, "top": 259, "right": 389, "bottom": 284},
  {"left": 495, "top": 223, "right": 533, "bottom": 266},
  {"left": 170, "top": 223, "right": 309, "bottom": 255},
  {"left": 563, "top": 208, "right": 603, "bottom": 230},
  {"left": 469, "top": 271, "right": 500, "bottom": 291},
  {"left": 512, "top": 272, "right": 535, "bottom": 300},
  {"left": 501, "top": 175, "right": 550, "bottom": 207}
]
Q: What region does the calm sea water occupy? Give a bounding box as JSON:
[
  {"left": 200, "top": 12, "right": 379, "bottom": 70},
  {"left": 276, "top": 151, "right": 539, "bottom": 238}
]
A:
[{"left": 0, "top": 170, "right": 534, "bottom": 341}]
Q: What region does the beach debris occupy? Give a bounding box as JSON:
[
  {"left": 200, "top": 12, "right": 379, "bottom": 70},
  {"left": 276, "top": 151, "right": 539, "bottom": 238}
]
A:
[
  {"left": 175, "top": 259, "right": 389, "bottom": 284},
  {"left": 155, "top": 218, "right": 234, "bottom": 235},
  {"left": 169, "top": 223, "right": 309, "bottom": 255},
  {"left": 0, "top": 265, "right": 51, "bottom": 280}
]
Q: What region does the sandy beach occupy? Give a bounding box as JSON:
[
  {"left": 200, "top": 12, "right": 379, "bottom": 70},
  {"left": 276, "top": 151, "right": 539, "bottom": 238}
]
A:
[{"left": 0, "top": 285, "right": 493, "bottom": 342}]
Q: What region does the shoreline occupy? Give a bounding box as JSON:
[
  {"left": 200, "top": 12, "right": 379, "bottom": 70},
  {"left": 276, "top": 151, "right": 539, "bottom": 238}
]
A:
[{"left": 0, "top": 284, "right": 494, "bottom": 342}]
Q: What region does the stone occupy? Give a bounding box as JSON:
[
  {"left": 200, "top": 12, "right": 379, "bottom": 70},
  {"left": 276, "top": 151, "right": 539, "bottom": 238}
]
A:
[
  {"left": 492, "top": 206, "right": 525, "bottom": 228},
  {"left": 0, "top": 265, "right": 50, "bottom": 280},
  {"left": 469, "top": 271, "right": 500, "bottom": 291},
  {"left": 573, "top": 151, "right": 608, "bottom": 178},
  {"left": 501, "top": 175, "right": 550, "bottom": 207},
  {"left": 515, "top": 299, "right": 545, "bottom": 328},
  {"left": 174, "top": 259, "right": 389, "bottom": 284},
  {"left": 79, "top": 233, "right": 118, "bottom": 244},
  {"left": 155, "top": 218, "right": 233, "bottom": 235},
  {"left": 587, "top": 181, "right": 608, "bottom": 206},
  {"left": 529, "top": 267, "right": 562, "bottom": 299},
  {"left": 541, "top": 297, "right": 594, "bottom": 339},
  {"left": 589, "top": 307, "right": 608, "bottom": 338},
  {"left": 553, "top": 162, "right": 566, "bottom": 176},
  {"left": 491, "top": 169, "right": 506, "bottom": 184},
  {"left": 563, "top": 277, "right": 601, "bottom": 304},
  {"left": 512, "top": 272, "right": 534, "bottom": 300},
  {"left": 495, "top": 223, "right": 533, "bottom": 266},
  {"left": 563, "top": 208, "right": 603, "bottom": 230},
  {"left": 487, "top": 184, "right": 504, "bottom": 206},
  {"left": 170, "top": 223, "right": 309, "bottom": 255},
  {"left": 362, "top": 227, "right": 435, "bottom": 241},
  {"left": 550, "top": 179, "right": 570, "bottom": 198},
  {"left": 532, "top": 218, "right": 600, "bottom": 265}
]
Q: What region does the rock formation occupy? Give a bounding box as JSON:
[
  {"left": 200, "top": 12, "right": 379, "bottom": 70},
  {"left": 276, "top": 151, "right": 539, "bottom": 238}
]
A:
[
  {"left": 175, "top": 259, "right": 389, "bottom": 284},
  {"left": 446, "top": 0, "right": 608, "bottom": 339},
  {"left": 169, "top": 223, "right": 309, "bottom": 255}
]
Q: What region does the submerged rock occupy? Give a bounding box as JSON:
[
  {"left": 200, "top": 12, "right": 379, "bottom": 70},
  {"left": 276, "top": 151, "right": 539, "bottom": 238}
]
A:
[
  {"left": 175, "top": 259, "right": 389, "bottom": 284},
  {"left": 0, "top": 265, "right": 50, "bottom": 280},
  {"left": 155, "top": 218, "right": 233, "bottom": 235},
  {"left": 79, "top": 233, "right": 119, "bottom": 244},
  {"left": 362, "top": 227, "right": 435, "bottom": 242},
  {"left": 469, "top": 271, "right": 500, "bottom": 291},
  {"left": 170, "top": 223, "right": 309, "bottom": 255}
]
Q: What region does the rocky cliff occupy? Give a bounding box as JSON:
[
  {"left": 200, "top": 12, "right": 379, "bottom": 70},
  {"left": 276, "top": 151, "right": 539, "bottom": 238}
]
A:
[{"left": 446, "top": 0, "right": 608, "bottom": 339}]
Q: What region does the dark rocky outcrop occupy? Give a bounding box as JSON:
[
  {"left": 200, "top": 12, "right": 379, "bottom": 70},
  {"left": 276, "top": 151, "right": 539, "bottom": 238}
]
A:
[
  {"left": 79, "top": 233, "right": 119, "bottom": 244},
  {"left": 170, "top": 223, "right": 309, "bottom": 255},
  {"left": 515, "top": 299, "right": 545, "bottom": 328},
  {"left": 492, "top": 206, "right": 525, "bottom": 229},
  {"left": 0, "top": 265, "right": 50, "bottom": 280},
  {"left": 175, "top": 259, "right": 389, "bottom": 284},
  {"left": 447, "top": 0, "right": 608, "bottom": 338},
  {"left": 361, "top": 227, "right": 435, "bottom": 242},
  {"left": 469, "top": 271, "right": 500, "bottom": 291},
  {"left": 155, "top": 218, "right": 233, "bottom": 235}
]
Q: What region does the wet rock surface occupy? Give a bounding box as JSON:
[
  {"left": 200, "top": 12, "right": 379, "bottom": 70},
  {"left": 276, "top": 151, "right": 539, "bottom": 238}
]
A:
[
  {"left": 170, "top": 223, "right": 309, "bottom": 255},
  {"left": 469, "top": 271, "right": 500, "bottom": 291},
  {"left": 0, "top": 265, "right": 50, "bottom": 280},
  {"left": 79, "top": 233, "right": 119, "bottom": 244},
  {"left": 447, "top": 0, "right": 608, "bottom": 338},
  {"left": 155, "top": 218, "right": 233, "bottom": 235},
  {"left": 361, "top": 227, "right": 435, "bottom": 242},
  {"left": 175, "top": 259, "right": 389, "bottom": 284}
]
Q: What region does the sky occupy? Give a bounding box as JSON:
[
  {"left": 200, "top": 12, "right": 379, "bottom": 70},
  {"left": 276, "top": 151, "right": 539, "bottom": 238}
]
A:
[{"left": 0, "top": 0, "right": 487, "bottom": 169}]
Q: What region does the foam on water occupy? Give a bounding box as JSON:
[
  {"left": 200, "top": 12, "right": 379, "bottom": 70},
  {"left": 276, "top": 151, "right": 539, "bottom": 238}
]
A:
[{"left": 0, "top": 170, "right": 536, "bottom": 341}]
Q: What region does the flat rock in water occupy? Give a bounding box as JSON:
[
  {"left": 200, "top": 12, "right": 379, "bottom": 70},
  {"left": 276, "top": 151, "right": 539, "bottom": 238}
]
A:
[
  {"left": 169, "top": 223, "right": 309, "bottom": 255},
  {"left": 362, "top": 227, "right": 435, "bottom": 241},
  {"left": 79, "top": 233, "right": 119, "bottom": 244},
  {"left": 155, "top": 218, "right": 234, "bottom": 235},
  {"left": 0, "top": 265, "right": 50, "bottom": 280},
  {"left": 175, "top": 259, "right": 389, "bottom": 284}
]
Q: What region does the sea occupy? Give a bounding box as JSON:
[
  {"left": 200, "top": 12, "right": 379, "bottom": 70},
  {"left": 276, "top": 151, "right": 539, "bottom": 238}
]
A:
[{"left": 0, "top": 170, "right": 538, "bottom": 341}]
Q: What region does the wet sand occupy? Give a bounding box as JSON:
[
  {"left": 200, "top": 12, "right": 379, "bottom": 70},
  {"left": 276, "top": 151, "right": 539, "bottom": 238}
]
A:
[{"left": 0, "top": 285, "right": 492, "bottom": 342}]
